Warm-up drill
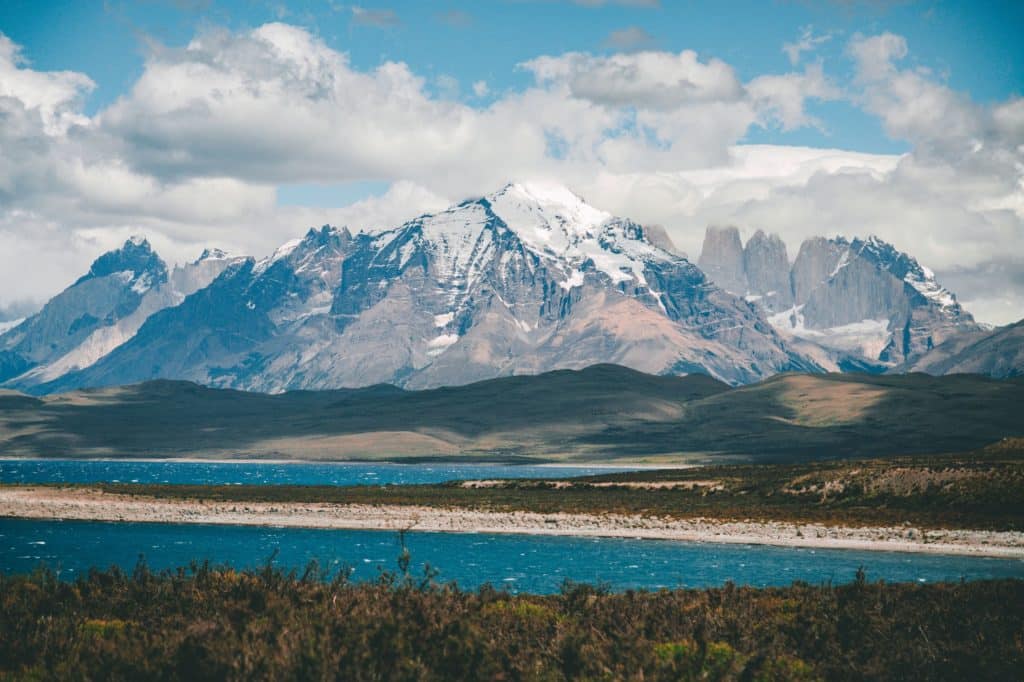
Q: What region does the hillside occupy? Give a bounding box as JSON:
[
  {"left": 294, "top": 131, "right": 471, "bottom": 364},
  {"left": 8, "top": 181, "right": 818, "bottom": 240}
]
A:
[
  {"left": 902, "top": 320, "right": 1024, "bottom": 378},
  {"left": 1, "top": 365, "right": 1021, "bottom": 461}
]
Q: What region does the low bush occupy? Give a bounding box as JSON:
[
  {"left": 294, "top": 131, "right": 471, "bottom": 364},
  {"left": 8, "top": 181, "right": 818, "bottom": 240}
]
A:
[{"left": 1, "top": 561, "right": 1021, "bottom": 681}]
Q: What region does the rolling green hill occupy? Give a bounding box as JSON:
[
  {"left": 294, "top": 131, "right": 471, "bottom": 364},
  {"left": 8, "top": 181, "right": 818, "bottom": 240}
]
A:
[{"left": 0, "top": 365, "right": 1021, "bottom": 461}]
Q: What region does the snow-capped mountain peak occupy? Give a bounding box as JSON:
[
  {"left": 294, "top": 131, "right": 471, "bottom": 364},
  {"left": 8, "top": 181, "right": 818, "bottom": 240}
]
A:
[
  {"left": 488, "top": 181, "right": 611, "bottom": 241},
  {"left": 363, "top": 181, "right": 675, "bottom": 297},
  {"left": 476, "top": 180, "right": 675, "bottom": 288}
]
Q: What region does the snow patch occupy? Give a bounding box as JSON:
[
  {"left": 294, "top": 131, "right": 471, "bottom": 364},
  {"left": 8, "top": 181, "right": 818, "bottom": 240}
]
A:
[
  {"left": 904, "top": 268, "right": 957, "bottom": 309},
  {"left": 426, "top": 333, "right": 459, "bottom": 356},
  {"left": 488, "top": 185, "right": 664, "bottom": 288},
  {"left": 560, "top": 270, "right": 585, "bottom": 290},
  {"left": 770, "top": 308, "right": 892, "bottom": 359},
  {"left": 254, "top": 237, "right": 303, "bottom": 274},
  {"left": 830, "top": 248, "right": 850, "bottom": 278},
  {"left": 131, "top": 272, "right": 154, "bottom": 295},
  {"left": 433, "top": 312, "right": 455, "bottom": 328}
]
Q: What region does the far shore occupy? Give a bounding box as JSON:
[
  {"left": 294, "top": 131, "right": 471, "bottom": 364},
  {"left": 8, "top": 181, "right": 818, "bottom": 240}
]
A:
[
  {"left": 2, "top": 486, "right": 1022, "bottom": 559},
  {"left": 0, "top": 456, "right": 696, "bottom": 467}
]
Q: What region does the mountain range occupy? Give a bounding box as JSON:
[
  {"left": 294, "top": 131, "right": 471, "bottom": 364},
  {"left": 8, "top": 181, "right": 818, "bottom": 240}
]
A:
[
  {"left": 0, "top": 182, "right": 1018, "bottom": 394},
  {"left": 698, "top": 226, "right": 984, "bottom": 371}
]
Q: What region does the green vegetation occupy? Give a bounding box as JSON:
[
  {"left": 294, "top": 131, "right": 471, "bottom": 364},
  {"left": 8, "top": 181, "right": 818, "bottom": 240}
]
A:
[
  {"left": 1, "top": 562, "right": 1021, "bottom": 681},
  {"left": 2, "top": 365, "right": 1022, "bottom": 460},
  {"left": 65, "top": 445, "right": 1024, "bottom": 531}
]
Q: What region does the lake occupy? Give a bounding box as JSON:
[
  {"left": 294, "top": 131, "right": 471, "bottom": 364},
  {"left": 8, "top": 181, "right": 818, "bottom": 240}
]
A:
[
  {"left": 0, "top": 458, "right": 638, "bottom": 487},
  {"left": 2, "top": 518, "right": 1022, "bottom": 593},
  {"left": 3, "top": 459, "right": 1023, "bottom": 593}
]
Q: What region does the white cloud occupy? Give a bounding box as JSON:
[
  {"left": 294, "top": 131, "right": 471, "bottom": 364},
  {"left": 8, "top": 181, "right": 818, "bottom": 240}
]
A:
[
  {"left": 782, "top": 26, "right": 831, "bottom": 66},
  {"left": 0, "top": 26, "right": 1021, "bottom": 325},
  {"left": 0, "top": 34, "right": 94, "bottom": 135},
  {"left": 522, "top": 50, "right": 744, "bottom": 110},
  {"left": 747, "top": 63, "right": 841, "bottom": 130}
]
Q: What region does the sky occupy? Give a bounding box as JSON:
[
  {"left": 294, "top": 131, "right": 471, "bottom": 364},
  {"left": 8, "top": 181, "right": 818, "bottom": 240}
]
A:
[{"left": 0, "top": 0, "right": 1022, "bottom": 324}]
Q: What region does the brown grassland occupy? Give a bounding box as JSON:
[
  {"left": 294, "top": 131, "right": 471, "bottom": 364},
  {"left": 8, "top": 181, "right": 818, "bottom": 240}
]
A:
[{"left": 1, "top": 559, "right": 1023, "bottom": 681}]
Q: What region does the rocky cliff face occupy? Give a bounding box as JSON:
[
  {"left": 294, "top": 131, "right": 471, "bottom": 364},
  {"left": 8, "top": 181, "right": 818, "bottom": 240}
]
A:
[
  {"left": 0, "top": 239, "right": 240, "bottom": 389},
  {"left": 789, "top": 237, "right": 849, "bottom": 308},
  {"left": 23, "top": 184, "right": 816, "bottom": 394},
  {"left": 0, "top": 238, "right": 168, "bottom": 384},
  {"left": 793, "top": 237, "right": 978, "bottom": 364},
  {"left": 900, "top": 320, "right": 1023, "bottom": 378},
  {"left": 698, "top": 227, "right": 981, "bottom": 367},
  {"left": 743, "top": 230, "right": 792, "bottom": 312},
  {"left": 697, "top": 226, "right": 747, "bottom": 295}
]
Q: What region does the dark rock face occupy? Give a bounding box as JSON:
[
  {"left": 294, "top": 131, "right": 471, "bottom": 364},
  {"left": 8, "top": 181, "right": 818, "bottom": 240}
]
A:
[
  {"left": 743, "top": 230, "right": 792, "bottom": 311},
  {"left": 697, "top": 226, "right": 747, "bottom": 295},
  {"left": 696, "top": 227, "right": 793, "bottom": 312},
  {"left": 73, "top": 237, "right": 167, "bottom": 287},
  {"left": 789, "top": 237, "right": 848, "bottom": 307}
]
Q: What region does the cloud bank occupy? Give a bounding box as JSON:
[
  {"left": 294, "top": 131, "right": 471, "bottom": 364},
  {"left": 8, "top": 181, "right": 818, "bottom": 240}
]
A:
[{"left": 0, "top": 24, "right": 1021, "bottom": 323}]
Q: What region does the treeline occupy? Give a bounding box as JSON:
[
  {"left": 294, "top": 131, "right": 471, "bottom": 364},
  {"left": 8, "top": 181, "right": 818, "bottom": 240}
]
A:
[{"left": 1, "top": 560, "right": 1022, "bottom": 681}]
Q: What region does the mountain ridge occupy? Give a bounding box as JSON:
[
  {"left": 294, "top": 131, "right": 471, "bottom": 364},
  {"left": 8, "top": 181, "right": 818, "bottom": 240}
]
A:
[
  {"left": 697, "top": 226, "right": 986, "bottom": 372},
  {"left": 1, "top": 182, "right": 1019, "bottom": 393},
  {"left": 5, "top": 183, "right": 818, "bottom": 394}
]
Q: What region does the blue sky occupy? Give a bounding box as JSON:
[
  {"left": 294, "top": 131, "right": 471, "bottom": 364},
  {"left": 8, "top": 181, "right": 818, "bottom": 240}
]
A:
[
  {"left": 2, "top": 0, "right": 1020, "bottom": 152},
  {"left": 0, "top": 1, "right": 1022, "bottom": 323}
]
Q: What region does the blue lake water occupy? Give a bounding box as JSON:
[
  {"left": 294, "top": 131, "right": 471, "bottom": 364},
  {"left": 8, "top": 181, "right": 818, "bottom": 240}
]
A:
[
  {"left": 3, "top": 460, "right": 1023, "bottom": 592},
  {"left": 2, "top": 518, "right": 1022, "bottom": 593},
  {"left": 0, "top": 459, "right": 636, "bottom": 486}
]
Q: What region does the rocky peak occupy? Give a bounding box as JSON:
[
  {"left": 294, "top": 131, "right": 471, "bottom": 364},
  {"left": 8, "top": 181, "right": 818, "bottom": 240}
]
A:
[
  {"left": 195, "top": 248, "right": 230, "bottom": 263},
  {"left": 743, "top": 230, "right": 792, "bottom": 311},
  {"left": 304, "top": 224, "right": 353, "bottom": 247},
  {"left": 697, "top": 225, "right": 746, "bottom": 294},
  {"left": 75, "top": 237, "right": 168, "bottom": 289},
  {"left": 789, "top": 236, "right": 849, "bottom": 305},
  {"left": 641, "top": 224, "right": 685, "bottom": 257}
]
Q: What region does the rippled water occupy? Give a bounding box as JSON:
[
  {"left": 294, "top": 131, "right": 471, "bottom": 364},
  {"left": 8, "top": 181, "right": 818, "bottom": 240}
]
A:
[
  {"left": 2, "top": 518, "right": 1022, "bottom": 594},
  {"left": 0, "top": 459, "right": 638, "bottom": 486}
]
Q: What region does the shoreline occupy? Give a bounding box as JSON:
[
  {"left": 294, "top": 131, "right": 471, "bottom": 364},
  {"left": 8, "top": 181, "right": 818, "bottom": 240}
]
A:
[
  {"left": 0, "top": 457, "right": 689, "bottom": 468},
  {"left": 2, "top": 487, "right": 1023, "bottom": 559}
]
